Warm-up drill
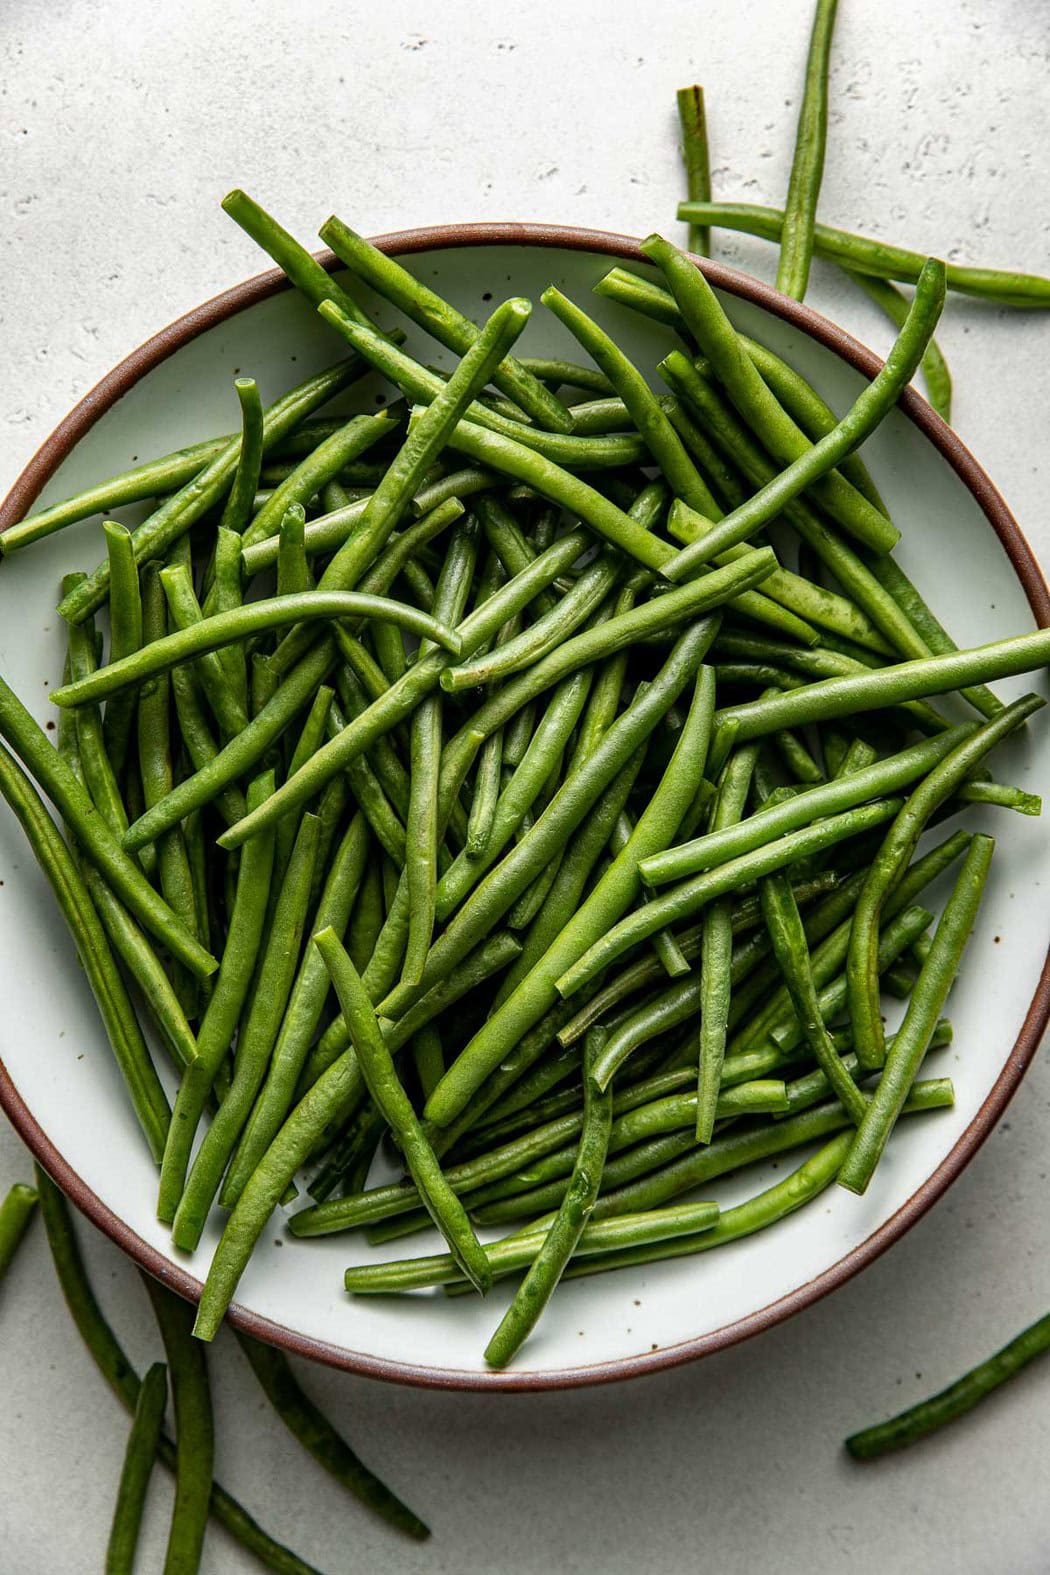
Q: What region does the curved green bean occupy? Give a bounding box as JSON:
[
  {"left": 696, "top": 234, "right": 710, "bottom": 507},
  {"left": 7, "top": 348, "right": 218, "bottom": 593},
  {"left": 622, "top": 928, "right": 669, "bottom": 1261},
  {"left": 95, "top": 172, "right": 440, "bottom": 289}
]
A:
[
  {"left": 846, "top": 270, "right": 952, "bottom": 422},
  {"left": 218, "top": 375, "right": 265, "bottom": 536},
  {"left": 105, "top": 1361, "right": 168, "bottom": 1575},
  {"left": 141, "top": 1275, "right": 213, "bottom": 1575},
  {"left": 0, "top": 1183, "right": 38, "bottom": 1283}
]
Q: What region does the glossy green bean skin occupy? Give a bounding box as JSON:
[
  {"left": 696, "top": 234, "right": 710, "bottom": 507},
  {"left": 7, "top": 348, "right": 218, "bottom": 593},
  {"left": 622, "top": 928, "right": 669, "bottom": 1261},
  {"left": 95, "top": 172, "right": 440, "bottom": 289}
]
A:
[
  {"left": 697, "top": 745, "right": 758, "bottom": 1140},
  {"left": 676, "top": 198, "right": 1050, "bottom": 306},
  {"left": 646, "top": 240, "right": 946, "bottom": 571},
  {"left": 141, "top": 1275, "right": 213, "bottom": 1575},
  {"left": 641, "top": 725, "right": 970, "bottom": 887},
  {"left": 760, "top": 871, "right": 866, "bottom": 1123},
  {"left": 846, "top": 1308, "right": 1050, "bottom": 1460},
  {"left": 0, "top": 1182, "right": 38, "bottom": 1282},
  {"left": 234, "top": 1332, "right": 429, "bottom": 1538},
  {"left": 0, "top": 668, "right": 215, "bottom": 976},
  {"left": 105, "top": 1361, "right": 168, "bottom": 1575},
  {"left": 557, "top": 797, "right": 901, "bottom": 1003},
  {"left": 846, "top": 695, "right": 1040, "bottom": 1068},
  {"left": 0, "top": 739, "right": 171, "bottom": 1160},
  {"left": 776, "top": 0, "right": 838, "bottom": 300},
  {"left": 841, "top": 835, "right": 993, "bottom": 1192},
  {"left": 565, "top": 1130, "right": 851, "bottom": 1281},
  {"left": 173, "top": 813, "right": 322, "bottom": 1251},
  {"left": 157, "top": 772, "right": 277, "bottom": 1223},
  {"left": 484, "top": 1029, "right": 613, "bottom": 1367},
  {"left": 219, "top": 375, "right": 265, "bottom": 535},
  {"left": 708, "top": 634, "right": 1050, "bottom": 769},
  {"left": 54, "top": 590, "right": 461, "bottom": 714},
  {"left": 56, "top": 359, "right": 359, "bottom": 625},
  {"left": 35, "top": 1169, "right": 324, "bottom": 1574},
  {"left": 101, "top": 520, "right": 143, "bottom": 776},
  {"left": 663, "top": 254, "right": 946, "bottom": 565},
  {"left": 540, "top": 284, "right": 720, "bottom": 515},
  {"left": 320, "top": 214, "right": 574, "bottom": 430},
  {"left": 847, "top": 270, "right": 952, "bottom": 422},
  {"left": 677, "top": 84, "right": 712, "bottom": 255},
  {"left": 423, "top": 658, "right": 717, "bottom": 1128},
  {"left": 315, "top": 928, "right": 492, "bottom": 1293}
]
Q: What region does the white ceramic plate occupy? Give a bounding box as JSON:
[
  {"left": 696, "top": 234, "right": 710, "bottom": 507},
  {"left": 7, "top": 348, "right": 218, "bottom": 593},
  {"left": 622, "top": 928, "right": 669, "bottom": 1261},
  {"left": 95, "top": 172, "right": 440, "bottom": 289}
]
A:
[{"left": 2, "top": 224, "right": 1049, "bottom": 1390}]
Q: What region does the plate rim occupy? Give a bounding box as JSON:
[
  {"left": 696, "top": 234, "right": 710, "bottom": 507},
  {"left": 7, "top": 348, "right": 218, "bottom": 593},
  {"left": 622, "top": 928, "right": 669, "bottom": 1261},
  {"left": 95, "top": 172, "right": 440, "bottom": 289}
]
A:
[{"left": 1, "top": 219, "right": 1048, "bottom": 1392}]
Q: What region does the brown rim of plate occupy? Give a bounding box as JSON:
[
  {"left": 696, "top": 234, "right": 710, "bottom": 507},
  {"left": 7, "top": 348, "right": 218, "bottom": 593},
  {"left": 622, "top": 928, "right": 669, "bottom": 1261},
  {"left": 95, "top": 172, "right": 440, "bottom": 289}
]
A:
[{"left": 2, "top": 221, "right": 1048, "bottom": 1393}]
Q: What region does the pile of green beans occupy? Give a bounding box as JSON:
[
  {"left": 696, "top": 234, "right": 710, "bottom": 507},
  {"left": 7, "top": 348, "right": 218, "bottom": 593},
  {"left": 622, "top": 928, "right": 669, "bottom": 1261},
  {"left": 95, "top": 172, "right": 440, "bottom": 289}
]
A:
[{"left": 2, "top": 172, "right": 1045, "bottom": 1399}]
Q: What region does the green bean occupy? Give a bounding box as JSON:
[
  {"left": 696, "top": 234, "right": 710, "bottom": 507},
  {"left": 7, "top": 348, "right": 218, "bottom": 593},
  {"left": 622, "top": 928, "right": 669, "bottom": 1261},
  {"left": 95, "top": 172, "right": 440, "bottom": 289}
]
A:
[
  {"left": 242, "top": 411, "right": 396, "bottom": 550},
  {"left": 275, "top": 503, "right": 311, "bottom": 597},
  {"left": 541, "top": 284, "right": 720, "bottom": 514},
  {"left": 842, "top": 835, "right": 993, "bottom": 1192},
  {"left": 696, "top": 744, "right": 759, "bottom": 1139},
  {"left": 0, "top": 1182, "right": 38, "bottom": 1283},
  {"left": 558, "top": 796, "right": 901, "bottom": 1002},
  {"left": 54, "top": 590, "right": 462, "bottom": 718},
  {"left": 212, "top": 531, "right": 644, "bottom": 854},
  {"left": 846, "top": 1307, "right": 1050, "bottom": 1460},
  {"left": 66, "top": 611, "right": 129, "bottom": 839},
  {"left": 487, "top": 1078, "right": 955, "bottom": 1227},
  {"left": 173, "top": 814, "right": 321, "bottom": 1250},
  {"left": 567, "top": 396, "right": 632, "bottom": 435},
  {"left": 412, "top": 1024, "right": 446, "bottom": 1103},
  {"left": 437, "top": 670, "right": 593, "bottom": 921},
  {"left": 609, "top": 811, "right": 690, "bottom": 978},
  {"left": 314, "top": 928, "right": 492, "bottom": 1292},
  {"left": 866, "top": 552, "right": 1003, "bottom": 720},
  {"left": 566, "top": 1129, "right": 851, "bottom": 1280},
  {"left": 677, "top": 84, "right": 712, "bottom": 256},
  {"left": 219, "top": 375, "right": 265, "bottom": 535},
  {"left": 159, "top": 561, "right": 250, "bottom": 739},
  {"left": 35, "top": 1169, "right": 324, "bottom": 1574},
  {"left": 517, "top": 356, "right": 616, "bottom": 395},
  {"left": 709, "top": 635, "right": 1050, "bottom": 770},
  {"left": 484, "top": 1028, "right": 613, "bottom": 1366},
  {"left": 100, "top": 521, "right": 144, "bottom": 776},
  {"left": 782, "top": 1019, "right": 952, "bottom": 1119},
  {"left": 846, "top": 269, "right": 952, "bottom": 422},
  {"left": 957, "top": 778, "right": 1041, "bottom": 815},
  {"left": 141, "top": 1275, "right": 213, "bottom": 1575},
  {"left": 210, "top": 525, "right": 250, "bottom": 717},
  {"left": 641, "top": 724, "right": 970, "bottom": 887},
  {"left": 404, "top": 516, "right": 479, "bottom": 981},
  {"left": 0, "top": 738, "right": 171, "bottom": 1158},
  {"left": 234, "top": 1332, "right": 428, "bottom": 1538},
  {"left": 320, "top": 214, "right": 573, "bottom": 430},
  {"left": 423, "top": 657, "right": 716, "bottom": 1127},
  {"left": 646, "top": 240, "right": 944, "bottom": 566},
  {"left": 157, "top": 771, "right": 277, "bottom": 1224},
  {"left": 168, "top": 662, "right": 246, "bottom": 829},
  {"left": 676, "top": 197, "right": 1050, "bottom": 307},
  {"left": 57, "top": 360, "right": 360, "bottom": 625},
  {"left": 761, "top": 871, "right": 866, "bottom": 1123},
  {"left": 594, "top": 266, "right": 888, "bottom": 511},
  {"left": 105, "top": 1360, "right": 168, "bottom": 1575},
  {"left": 776, "top": 0, "right": 838, "bottom": 299},
  {"left": 0, "top": 664, "right": 213, "bottom": 974},
  {"left": 352, "top": 1197, "right": 722, "bottom": 1294},
  {"left": 847, "top": 696, "right": 1039, "bottom": 1068}
]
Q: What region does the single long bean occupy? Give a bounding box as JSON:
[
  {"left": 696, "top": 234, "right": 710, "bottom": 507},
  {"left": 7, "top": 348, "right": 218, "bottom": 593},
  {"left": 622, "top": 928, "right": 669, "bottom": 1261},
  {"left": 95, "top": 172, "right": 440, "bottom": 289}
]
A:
[
  {"left": 315, "top": 930, "right": 492, "bottom": 1292},
  {"left": 776, "top": 0, "right": 838, "bottom": 300},
  {"left": 105, "top": 1360, "right": 168, "bottom": 1575},
  {"left": 677, "top": 84, "right": 712, "bottom": 256},
  {"left": 234, "top": 1332, "right": 429, "bottom": 1538},
  {"left": 845, "top": 1309, "right": 1050, "bottom": 1460},
  {"left": 140, "top": 1276, "right": 213, "bottom": 1575},
  {"left": 483, "top": 1028, "right": 613, "bottom": 1367},
  {"left": 847, "top": 270, "right": 952, "bottom": 422},
  {"left": 841, "top": 834, "right": 993, "bottom": 1191},
  {"left": 675, "top": 198, "right": 1050, "bottom": 307},
  {"left": 847, "top": 695, "right": 1040, "bottom": 1067},
  {"left": 100, "top": 520, "right": 144, "bottom": 776},
  {"left": 218, "top": 375, "right": 265, "bottom": 535}
]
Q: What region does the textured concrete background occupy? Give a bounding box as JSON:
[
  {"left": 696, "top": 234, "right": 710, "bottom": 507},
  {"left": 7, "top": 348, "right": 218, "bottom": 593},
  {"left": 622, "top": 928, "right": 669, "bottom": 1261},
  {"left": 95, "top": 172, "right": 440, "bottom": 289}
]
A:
[{"left": 3, "top": 1, "right": 1050, "bottom": 1570}]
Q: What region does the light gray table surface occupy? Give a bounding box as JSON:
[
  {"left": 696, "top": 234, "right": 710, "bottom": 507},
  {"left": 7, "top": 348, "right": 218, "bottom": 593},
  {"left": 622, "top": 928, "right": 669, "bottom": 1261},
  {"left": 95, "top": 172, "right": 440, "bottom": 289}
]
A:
[{"left": 3, "top": 2, "right": 1050, "bottom": 1570}]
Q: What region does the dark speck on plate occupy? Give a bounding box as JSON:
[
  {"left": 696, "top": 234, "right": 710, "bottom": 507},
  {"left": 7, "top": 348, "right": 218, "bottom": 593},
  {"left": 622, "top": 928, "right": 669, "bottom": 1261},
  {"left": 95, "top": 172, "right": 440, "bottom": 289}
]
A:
[
  {"left": 482, "top": 291, "right": 492, "bottom": 302},
  {"left": 45, "top": 720, "right": 55, "bottom": 731}
]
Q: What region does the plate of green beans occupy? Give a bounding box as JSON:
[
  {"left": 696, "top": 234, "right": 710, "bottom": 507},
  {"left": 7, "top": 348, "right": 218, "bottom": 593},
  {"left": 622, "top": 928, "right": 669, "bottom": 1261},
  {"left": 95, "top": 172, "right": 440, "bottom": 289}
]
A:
[{"left": 1, "top": 208, "right": 1048, "bottom": 1388}]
